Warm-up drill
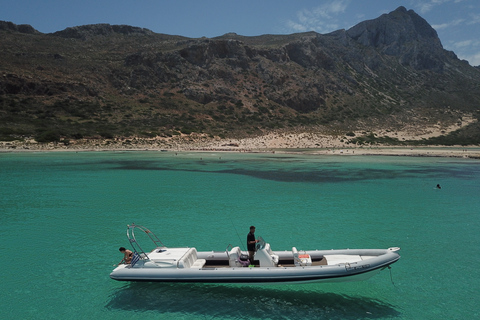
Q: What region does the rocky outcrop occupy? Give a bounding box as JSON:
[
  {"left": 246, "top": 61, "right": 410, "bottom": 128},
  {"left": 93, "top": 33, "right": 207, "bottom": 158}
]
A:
[
  {"left": 51, "top": 24, "right": 155, "bottom": 40},
  {"left": 0, "top": 21, "right": 38, "bottom": 34},
  {"left": 346, "top": 6, "right": 445, "bottom": 71},
  {"left": 112, "top": 6, "right": 475, "bottom": 113}
]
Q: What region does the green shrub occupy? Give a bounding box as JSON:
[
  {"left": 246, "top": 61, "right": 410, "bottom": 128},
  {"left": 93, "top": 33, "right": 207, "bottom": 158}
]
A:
[{"left": 35, "top": 130, "right": 61, "bottom": 143}]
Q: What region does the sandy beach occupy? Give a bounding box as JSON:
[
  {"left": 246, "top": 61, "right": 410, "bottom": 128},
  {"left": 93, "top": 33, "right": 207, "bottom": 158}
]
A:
[
  {"left": 2, "top": 113, "right": 478, "bottom": 157},
  {"left": 1, "top": 131, "right": 479, "bottom": 159},
  {"left": 3, "top": 114, "right": 478, "bottom": 157}
]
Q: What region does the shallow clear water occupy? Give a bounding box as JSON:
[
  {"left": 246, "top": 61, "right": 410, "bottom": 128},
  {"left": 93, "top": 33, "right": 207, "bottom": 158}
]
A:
[{"left": 1, "top": 151, "right": 479, "bottom": 319}]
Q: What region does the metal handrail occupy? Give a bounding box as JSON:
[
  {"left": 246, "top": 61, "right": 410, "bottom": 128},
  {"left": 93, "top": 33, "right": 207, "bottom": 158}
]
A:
[
  {"left": 126, "top": 223, "right": 167, "bottom": 259},
  {"left": 225, "top": 244, "right": 234, "bottom": 259}
]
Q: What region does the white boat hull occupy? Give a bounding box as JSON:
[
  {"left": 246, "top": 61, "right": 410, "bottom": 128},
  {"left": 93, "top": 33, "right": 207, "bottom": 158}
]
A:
[{"left": 110, "top": 248, "right": 400, "bottom": 284}]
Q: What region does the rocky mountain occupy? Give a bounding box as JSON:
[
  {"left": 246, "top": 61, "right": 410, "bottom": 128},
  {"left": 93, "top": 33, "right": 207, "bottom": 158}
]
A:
[{"left": 1, "top": 6, "right": 480, "bottom": 145}]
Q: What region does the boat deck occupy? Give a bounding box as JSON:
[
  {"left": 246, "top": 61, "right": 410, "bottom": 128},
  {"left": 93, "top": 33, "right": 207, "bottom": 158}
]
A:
[{"left": 202, "top": 257, "right": 328, "bottom": 268}]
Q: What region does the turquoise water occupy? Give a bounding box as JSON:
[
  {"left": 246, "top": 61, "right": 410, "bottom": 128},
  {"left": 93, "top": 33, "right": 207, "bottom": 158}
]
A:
[{"left": 1, "top": 151, "right": 479, "bottom": 319}]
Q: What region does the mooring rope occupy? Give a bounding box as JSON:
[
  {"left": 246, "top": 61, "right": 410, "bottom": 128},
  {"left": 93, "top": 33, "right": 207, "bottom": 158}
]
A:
[{"left": 388, "top": 265, "right": 395, "bottom": 286}]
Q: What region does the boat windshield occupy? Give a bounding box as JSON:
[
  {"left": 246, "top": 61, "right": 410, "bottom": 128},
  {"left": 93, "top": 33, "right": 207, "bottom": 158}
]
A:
[{"left": 256, "top": 236, "right": 266, "bottom": 250}]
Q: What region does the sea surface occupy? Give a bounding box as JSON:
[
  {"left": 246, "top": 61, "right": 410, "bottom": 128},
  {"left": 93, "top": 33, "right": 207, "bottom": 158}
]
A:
[{"left": 1, "top": 151, "right": 479, "bottom": 319}]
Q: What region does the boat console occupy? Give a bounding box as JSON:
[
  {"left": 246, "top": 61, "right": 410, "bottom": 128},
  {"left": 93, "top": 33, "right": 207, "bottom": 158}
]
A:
[{"left": 254, "top": 239, "right": 279, "bottom": 267}]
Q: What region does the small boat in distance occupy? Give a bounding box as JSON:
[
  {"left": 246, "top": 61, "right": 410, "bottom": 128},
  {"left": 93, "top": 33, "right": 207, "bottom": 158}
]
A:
[{"left": 110, "top": 224, "right": 401, "bottom": 284}]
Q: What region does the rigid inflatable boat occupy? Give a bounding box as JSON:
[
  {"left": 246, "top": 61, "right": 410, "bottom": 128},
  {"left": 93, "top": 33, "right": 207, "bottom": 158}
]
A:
[{"left": 110, "top": 224, "right": 401, "bottom": 284}]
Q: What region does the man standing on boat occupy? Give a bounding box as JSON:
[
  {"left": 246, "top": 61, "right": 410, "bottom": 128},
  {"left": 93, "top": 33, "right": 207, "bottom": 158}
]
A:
[{"left": 247, "top": 226, "right": 259, "bottom": 265}]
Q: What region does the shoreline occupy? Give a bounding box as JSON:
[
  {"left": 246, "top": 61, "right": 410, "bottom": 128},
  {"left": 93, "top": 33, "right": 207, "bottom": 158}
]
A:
[
  {"left": 2, "top": 119, "right": 479, "bottom": 158},
  {"left": 1, "top": 136, "right": 479, "bottom": 159}
]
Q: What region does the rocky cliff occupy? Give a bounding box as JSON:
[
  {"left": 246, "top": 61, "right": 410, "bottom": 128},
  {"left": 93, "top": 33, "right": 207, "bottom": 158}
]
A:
[{"left": 1, "top": 6, "right": 479, "bottom": 144}]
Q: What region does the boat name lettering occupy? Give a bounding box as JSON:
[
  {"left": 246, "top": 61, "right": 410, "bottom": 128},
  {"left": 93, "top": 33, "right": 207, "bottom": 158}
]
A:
[{"left": 346, "top": 264, "right": 370, "bottom": 271}]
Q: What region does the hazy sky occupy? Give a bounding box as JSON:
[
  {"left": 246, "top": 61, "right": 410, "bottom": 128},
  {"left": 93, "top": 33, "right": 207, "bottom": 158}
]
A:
[{"left": 2, "top": 0, "right": 479, "bottom": 65}]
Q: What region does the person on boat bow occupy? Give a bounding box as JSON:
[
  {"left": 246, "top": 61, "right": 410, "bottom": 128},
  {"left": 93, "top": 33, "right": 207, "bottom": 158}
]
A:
[
  {"left": 118, "top": 247, "right": 133, "bottom": 264},
  {"left": 247, "top": 226, "right": 259, "bottom": 264}
]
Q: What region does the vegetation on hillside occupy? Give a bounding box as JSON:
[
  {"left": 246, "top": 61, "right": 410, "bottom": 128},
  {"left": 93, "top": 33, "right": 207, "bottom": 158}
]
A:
[{"left": 1, "top": 7, "right": 480, "bottom": 145}]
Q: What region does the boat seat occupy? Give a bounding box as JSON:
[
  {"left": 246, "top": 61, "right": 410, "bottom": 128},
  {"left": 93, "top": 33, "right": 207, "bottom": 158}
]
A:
[
  {"left": 229, "top": 246, "right": 249, "bottom": 267},
  {"left": 191, "top": 259, "right": 206, "bottom": 269},
  {"left": 292, "top": 247, "right": 312, "bottom": 266},
  {"left": 177, "top": 248, "right": 199, "bottom": 268}
]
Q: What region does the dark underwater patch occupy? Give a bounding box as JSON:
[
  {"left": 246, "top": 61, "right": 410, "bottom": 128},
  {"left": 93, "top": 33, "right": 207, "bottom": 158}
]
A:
[{"left": 92, "top": 158, "right": 478, "bottom": 183}]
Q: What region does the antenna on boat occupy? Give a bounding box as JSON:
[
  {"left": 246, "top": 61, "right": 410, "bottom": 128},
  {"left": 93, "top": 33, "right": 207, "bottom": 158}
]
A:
[{"left": 230, "top": 218, "right": 246, "bottom": 251}]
